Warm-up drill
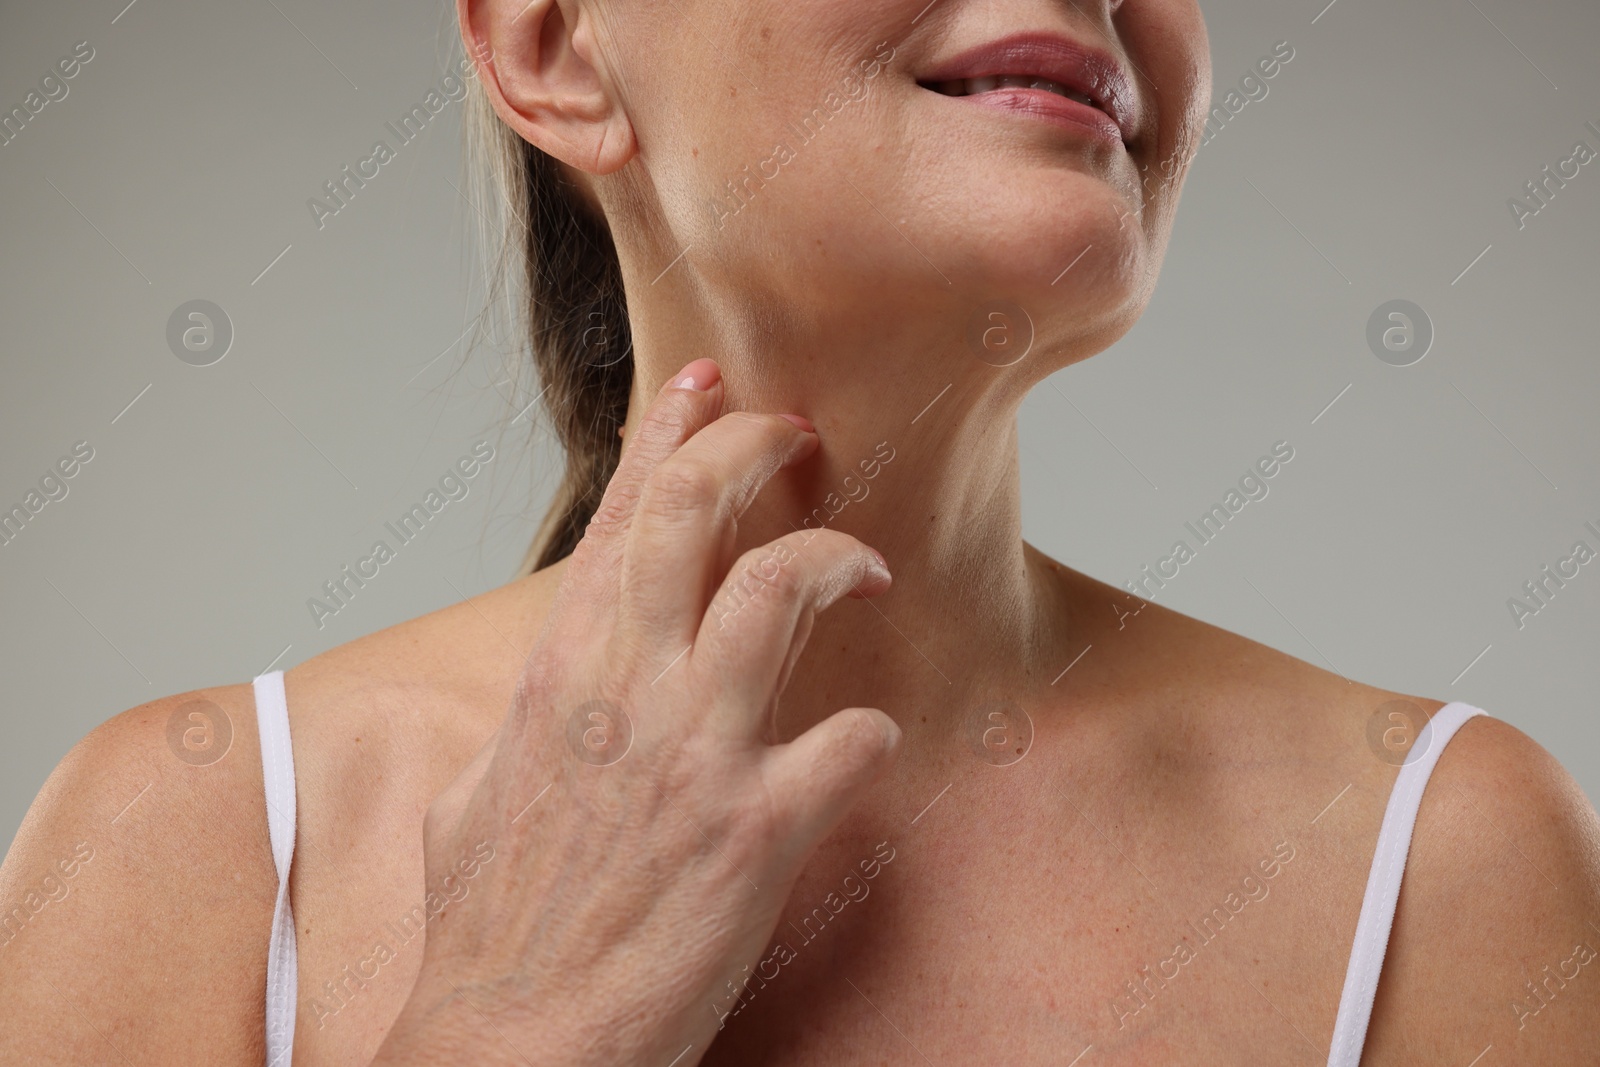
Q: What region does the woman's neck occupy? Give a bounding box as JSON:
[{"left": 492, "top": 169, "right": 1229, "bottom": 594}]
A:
[{"left": 618, "top": 313, "right": 1078, "bottom": 742}]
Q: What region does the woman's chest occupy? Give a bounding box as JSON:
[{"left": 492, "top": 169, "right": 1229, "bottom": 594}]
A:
[
  {"left": 696, "top": 772, "right": 1371, "bottom": 1067},
  {"left": 283, "top": 718, "right": 1382, "bottom": 1066}
]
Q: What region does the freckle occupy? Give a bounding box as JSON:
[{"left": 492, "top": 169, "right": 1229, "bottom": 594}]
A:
[
  {"left": 730, "top": 86, "right": 738, "bottom": 97},
  {"left": 761, "top": 26, "right": 771, "bottom": 41},
  {"left": 692, "top": 147, "right": 699, "bottom": 158}
]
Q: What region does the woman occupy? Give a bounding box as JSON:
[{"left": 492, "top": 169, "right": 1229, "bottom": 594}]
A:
[{"left": 2, "top": 0, "right": 1597, "bottom": 1063}]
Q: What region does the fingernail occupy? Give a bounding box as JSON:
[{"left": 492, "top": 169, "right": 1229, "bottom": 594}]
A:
[
  {"left": 668, "top": 358, "right": 720, "bottom": 392},
  {"left": 869, "top": 547, "right": 888, "bottom": 572},
  {"left": 879, "top": 717, "right": 903, "bottom": 757},
  {"left": 778, "top": 413, "right": 815, "bottom": 433}
]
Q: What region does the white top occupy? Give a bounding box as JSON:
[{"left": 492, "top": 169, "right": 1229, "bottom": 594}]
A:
[
  {"left": 251, "top": 670, "right": 1484, "bottom": 1065},
  {"left": 1326, "top": 700, "right": 1485, "bottom": 1065},
  {"left": 254, "top": 671, "right": 299, "bottom": 1067}
]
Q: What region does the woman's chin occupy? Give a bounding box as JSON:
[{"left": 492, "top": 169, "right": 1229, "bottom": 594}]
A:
[{"left": 956, "top": 247, "right": 1148, "bottom": 335}]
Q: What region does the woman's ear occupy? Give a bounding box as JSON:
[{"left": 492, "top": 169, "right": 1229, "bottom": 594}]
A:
[{"left": 458, "top": 0, "right": 636, "bottom": 176}]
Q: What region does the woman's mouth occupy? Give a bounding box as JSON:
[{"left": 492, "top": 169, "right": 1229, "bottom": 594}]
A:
[
  {"left": 917, "top": 76, "right": 1126, "bottom": 144},
  {"left": 914, "top": 31, "right": 1138, "bottom": 146},
  {"left": 925, "top": 75, "right": 1098, "bottom": 110}
]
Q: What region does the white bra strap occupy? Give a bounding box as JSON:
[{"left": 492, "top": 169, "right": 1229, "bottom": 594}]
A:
[
  {"left": 1326, "top": 701, "right": 1486, "bottom": 1067},
  {"left": 254, "top": 670, "right": 299, "bottom": 1066}
]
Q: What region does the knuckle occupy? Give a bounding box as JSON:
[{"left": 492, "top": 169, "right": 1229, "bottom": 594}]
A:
[
  {"left": 585, "top": 482, "right": 640, "bottom": 539},
  {"left": 738, "top": 541, "right": 804, "bottom": 598},
  {"left": 652, "top": 735, "right": 709, "bottom": 794},
  {"left": 640, "top": 388, "right": 700, "bottom": 438},
  {"left": 642, "top": 458, "right": 721, "bottom": 518},
  {"left": 722, "top": 791, "right": 783, "bottom": 858},
  {"left": 516, "top": 648, "right": 565, "bottom": 708},
  {"left": 756, "top": 560, "right": 803, "bottom": 601},
  {"left": 707, "top": 539, "right": 812, "bottom": 632}
]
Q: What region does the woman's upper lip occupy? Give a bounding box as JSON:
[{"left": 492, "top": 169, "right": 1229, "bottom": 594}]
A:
[{"left": 917, "top": 31, "right": 1139, "bottom": 141}]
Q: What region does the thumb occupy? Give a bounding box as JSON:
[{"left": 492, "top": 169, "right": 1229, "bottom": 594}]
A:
[{"left": 760, "top": 706, "right": 901, "bottom": 864}]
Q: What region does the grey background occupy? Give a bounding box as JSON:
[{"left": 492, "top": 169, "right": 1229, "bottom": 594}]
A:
[{"left": 2, "top": 0, "right": 1597, "bottom": 855}]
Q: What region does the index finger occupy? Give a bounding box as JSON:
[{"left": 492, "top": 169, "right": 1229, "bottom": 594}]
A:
[{"left": 548, "top": 358, "right": 725, "bottom": 615}]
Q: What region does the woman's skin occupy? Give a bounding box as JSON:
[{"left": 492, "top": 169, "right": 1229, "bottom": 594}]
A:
[{"left": 3, "top": 0, "right": 1599, "bottom": 1063}]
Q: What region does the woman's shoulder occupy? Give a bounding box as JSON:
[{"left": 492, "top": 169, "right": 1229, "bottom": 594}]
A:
[
  {"left": 0, "top": 564, "right": 564, "bottom": 1060},
  {"left": 0, "top": 683, "right": 275, "bottom": 913},
  {"left": 1364, "top": 710, "right": 1600, "bottom": 1061},
  {"left": 270, "top": 559, "right": 569, "bottom": 897},
  {"left": 14, "top": 559, "right": 564, "bottom": 867},
  {"left": 0, "top": 680, "right": 279, "bottom": 1060},
  {"left": 281, "top": 560, "right": 566, "bottom": 785},
  {"left": 1052, "top": 560, "right": 1600, "bottom": 1056},
  {"left": 1037, "top": 552, "right": 1446, "bottom": 727}
]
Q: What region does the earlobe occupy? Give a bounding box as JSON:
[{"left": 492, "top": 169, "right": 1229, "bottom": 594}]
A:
[{"left": 458, "top": 0, "right": 636, "bottom": 177}]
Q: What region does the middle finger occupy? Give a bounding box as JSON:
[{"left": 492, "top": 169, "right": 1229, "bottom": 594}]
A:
[{"left": 616, "top": 409, "right": 819, "bottom": 654}]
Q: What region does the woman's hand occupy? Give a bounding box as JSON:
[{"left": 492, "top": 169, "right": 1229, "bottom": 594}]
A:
[{"left": 371, "top": 358, "right": 900, "bottom": 1066}]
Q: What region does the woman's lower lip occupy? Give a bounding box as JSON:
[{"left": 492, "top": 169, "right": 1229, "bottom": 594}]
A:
[{"left": 930, "top": 87, "right": 1124, "bottom": 144}]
